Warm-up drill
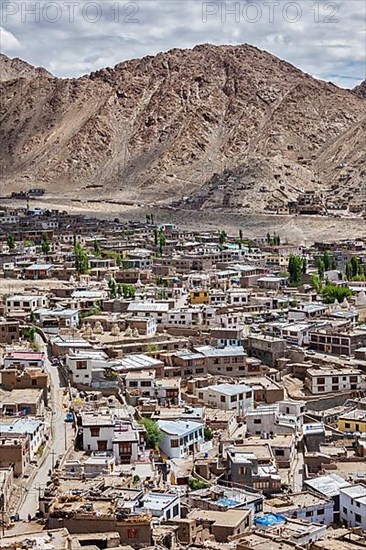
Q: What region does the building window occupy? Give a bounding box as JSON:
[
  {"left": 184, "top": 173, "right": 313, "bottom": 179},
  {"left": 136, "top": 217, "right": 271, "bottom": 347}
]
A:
[
  {"left": 355, "top": 513, "right": 362, "bottom": 524},
  {"left": 343, "top": 507, "right": 347, "bottom": 515},
  {"left": 306, "top": 511, "right": 313, "bottom": 517},
  {"left": 253, "top": 419, "right": 261, "bottom": 424},
  {"left": 171, "top": 439, "right": 179, "bottom": 448},
  {"left": 90, "top": 428, "right": 100, "bottom": 437},
  {"left": 127, "top": 529, "right": 138, "bottom": 539},
  {"left": 275, "top": 449, "right": 285, "bottom": 456},
  {"left": 220, "top": 396, "right": 225, "bottom": 403},
  {"left": 318, "top": 509, "right": 324, "bottom": 515}
]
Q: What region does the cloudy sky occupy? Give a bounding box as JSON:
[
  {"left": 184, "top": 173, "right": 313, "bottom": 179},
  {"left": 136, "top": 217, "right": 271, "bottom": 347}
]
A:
[{"left": 1, "top": 0, "right": 365, "bottom": 88}]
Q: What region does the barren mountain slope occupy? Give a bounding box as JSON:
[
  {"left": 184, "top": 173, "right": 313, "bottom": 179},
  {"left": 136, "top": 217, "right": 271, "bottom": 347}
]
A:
[
  {"left": 0, "top": 45, "right": 365, "bottom": 211},
  {"left": 354, "top": 79, "right": 366, "bottom": 98},
  {"left": 0, "top": 54, "right": 52, "bottom": 82}
]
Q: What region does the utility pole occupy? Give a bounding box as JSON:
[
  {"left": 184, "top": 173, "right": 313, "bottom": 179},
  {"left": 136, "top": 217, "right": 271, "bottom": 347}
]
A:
[{"left": 51, "top": 450, "right": 56, "bottom": 471}]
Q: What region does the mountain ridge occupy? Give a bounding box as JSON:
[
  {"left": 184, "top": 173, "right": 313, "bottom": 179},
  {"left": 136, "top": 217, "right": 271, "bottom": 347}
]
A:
[{"left": 0, "top": 45, "right": 365, "bottom": 213}]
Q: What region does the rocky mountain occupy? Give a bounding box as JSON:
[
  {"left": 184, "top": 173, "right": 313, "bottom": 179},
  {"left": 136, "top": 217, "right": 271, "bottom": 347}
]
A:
[
  {"left": 0, "top": 54, "right": 52, "bottom": 82},
  {"left": 0, "top": 45, "right": 365, "bottom": 213},
  {"left": 354, "top": 79, "right": 366, "bottom": 99}
]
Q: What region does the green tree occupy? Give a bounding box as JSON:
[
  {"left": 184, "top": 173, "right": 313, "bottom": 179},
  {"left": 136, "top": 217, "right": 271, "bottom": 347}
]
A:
[
  {"left": 140, "top": 418, "right": 162, "bottom": 449},
  {"left": 345, "top": 260, "right": 353, "bottom": 281},
  {"left": 310, "top": 274, "right": 322, "bottom": 293},
  {"left": 218, "top": 230, "right": 227, "bottom": 249},
  {"left": 74, "top": 241, "right": 89, "bottom": 274},
  {"left": 317, "top": 258, "right": 325, "bottom": 280},
  {"left": 302, "top": 257, "right": 307, "bottom": 275},
  {"left": 321, "top": 284, "right": 352, "bottom": 304},
  {"left": 153, "top": 227, "right": 159, "bottom": 247},
  {"left": 204, "top": 427, "right": 213, "bottom": 441},
  {"left": 188, "top": 478, "right": 210, "bottom": 491},
  {"left": 351, "top": 257, "right": 359, "bottom": 278},
  {"left": 41, "top": 233, "right": 50, "bottom": 255},
  {"left": 323, "top": 250, "right": 331, "bottom": 271},
  {"left": 93, "top": 239, "right": 101, "bottom": 257},
  {"left": 158, "top": 229, "right": 166, "bottom": 256},
  {"left": 121, "top": 284, "right": 135, "bottom": 299},
  {"left": 288, "top": 255, "right": 303, "bottom": 286},
  {"left": 24, "top": 325, "right": 36, "bottom": 344},
  {"left": 108, "top": 279, "right": 117, "bottom": 298},
  {"left": 7, "top": 235, "right": 15, "bottom": 249}
]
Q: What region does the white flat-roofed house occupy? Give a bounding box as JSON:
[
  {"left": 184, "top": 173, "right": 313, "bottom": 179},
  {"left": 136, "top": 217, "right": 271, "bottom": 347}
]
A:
[
  {"left": 246, "top": 400, "right": 306, "bottom": 436},
  {"left": 125, "top": 371, "right": 181, "bottom": 405},
  {"left": 112, "top": 422, "right": 140, "bottom": 464},
  {"left": 257, "top": 275, "right": 288, "bottom": 290},
  {"left": 113, "top": 354, "right": 164, "bottom": 377},
  {"left": 127, "top": 301, "right": 170, "bottom": 323},
  {"left": 157, "top": 420, "right": 205, "bottom": 459},
  {"left": 3, "top": 351, "right": 45, "bottom": 370},
  {"left": 35, "top": 308, "right": 80, "bottom": 333},
  {"left": 305, "top": 367, "right": 364, "bottom": 394},
  {"left": 125, "top": 370, "right": 156, "bottom": 398},
  {"left": 6, "top": 294, "right": 48, "bottom": 312},
  {"left": 226, "top": 288, "right": 251, "bottom": 306},
  {"left": 162, "top": 308, "right": 203, "bottom": 327},
  {"left": 339, "top": 484, "right": 366, "bottom": 530},
  {"left": 288, "top": 303, "right": 329, "bottom": 321},
  {"left": 0, "top": 418, "right": 45, "bottom": 461},
  {"left": 71, "top": 289, "right": 107, "bottom": 310},
  {"left": 81, "top": 412, "right": 115, "bottom": 452},
  {"left": 66, "top": 351, "right": 109, "bottom": 385},
  {"left": 264, "top": 492, "right": 334, "bottom": 526},
  {"left": 266, "top": 322, "right": 312, "bottom": 347},
  {"left": 126, "top": 316, "right": 157, "bottom": 337},
  {"left": 198, "top": 383, "right": 253, "bottom": 414},
  {"left": 140, "top": 492, "right": 180, "bottom": 521}
]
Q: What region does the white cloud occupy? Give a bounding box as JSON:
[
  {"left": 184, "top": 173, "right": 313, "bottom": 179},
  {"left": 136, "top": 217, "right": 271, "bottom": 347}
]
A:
[
  {"left": 0, "top": 26, "right": 21, "bottom": 51},
  {"left": 0, "top": 0, "right": 364, "bottom": 87}
]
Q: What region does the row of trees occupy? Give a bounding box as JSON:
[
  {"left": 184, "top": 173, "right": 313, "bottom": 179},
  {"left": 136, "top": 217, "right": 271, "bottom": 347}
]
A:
[
  {"left": 153, "top": 228, "right": 167, "bottom": 256},
  {"left": 108, "top": 279, "right": 136, "bottom": 299},
  {"left": 7, "top": 232, "right": 51, "bottom": 255},
  {"left": 266, "top": 232, "right": 281, "bottom": 246},
  {"left": 288, "top": 255, "right": 307, "bottom": 286},
  {"left": 345, "top": 257, "right": 366, "bottom": 281}
]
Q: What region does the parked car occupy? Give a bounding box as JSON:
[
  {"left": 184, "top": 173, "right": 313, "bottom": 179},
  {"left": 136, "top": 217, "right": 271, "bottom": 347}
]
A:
[{"left": 65, "top": 411, "right": 74, "bottom": 422}]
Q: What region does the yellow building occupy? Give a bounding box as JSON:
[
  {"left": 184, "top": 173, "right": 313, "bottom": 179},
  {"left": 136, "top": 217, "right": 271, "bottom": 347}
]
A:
[
  {"left": 338, "top": 410, "right": 366, "bottom": 434},
  {"left": 189, "top": 290, "right": 209, "bottom": 305}
]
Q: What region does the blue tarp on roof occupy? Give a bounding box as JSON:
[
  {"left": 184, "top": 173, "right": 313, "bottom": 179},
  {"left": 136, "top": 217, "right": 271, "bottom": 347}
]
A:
[
  {"left": 217, "top": 497, "right": 240, "bottom": 508},
  {"left": 255, "top": 514, "right": 286, "bottom": 527}
]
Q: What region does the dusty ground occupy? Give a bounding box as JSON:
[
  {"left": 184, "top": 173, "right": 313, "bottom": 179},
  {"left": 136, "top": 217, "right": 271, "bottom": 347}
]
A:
[
  {"left": 0, "top": 278, "right": 69, "bottom": 297},
  {"left": 5, "top": 196, "right": 366, "bottom": 245}
]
